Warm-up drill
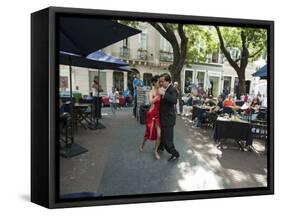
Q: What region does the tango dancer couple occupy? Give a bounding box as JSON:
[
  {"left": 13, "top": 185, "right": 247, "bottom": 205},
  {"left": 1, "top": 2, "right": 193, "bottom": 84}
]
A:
[{"left": 140, "top": 73, "right": 180, "bottom": 162}]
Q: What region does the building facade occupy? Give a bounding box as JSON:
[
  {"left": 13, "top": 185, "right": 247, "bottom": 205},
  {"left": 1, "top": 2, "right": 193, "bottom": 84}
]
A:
[{"left": 59, "top": 23, "right": 267, "bottom": 97}]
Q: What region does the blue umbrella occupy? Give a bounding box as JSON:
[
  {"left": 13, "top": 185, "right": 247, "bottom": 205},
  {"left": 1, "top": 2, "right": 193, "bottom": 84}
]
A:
[
  {"left": 60, "top": 51, "right": 134, "bottom": 72},
  {"left": 60, "top": 50, "right": 134, "bottom": 133},
  {"left": 60, "top": 51, "right": 128, "bottom": 70},
  {"left": 252, "top": 65, "right": 267, "bottom": 79},
  {"left": 87, "top": 51, "right": 128, "bottom": 68}
]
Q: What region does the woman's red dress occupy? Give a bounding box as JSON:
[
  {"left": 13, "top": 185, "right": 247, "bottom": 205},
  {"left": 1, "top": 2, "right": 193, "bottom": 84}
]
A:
[{"left": 144, "top": 96, "right": 161, "bottom": 140}]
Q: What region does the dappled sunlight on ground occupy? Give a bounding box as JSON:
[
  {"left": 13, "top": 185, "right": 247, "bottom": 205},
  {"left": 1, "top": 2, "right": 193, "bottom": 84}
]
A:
[
  {"left": 177, "top": 162, "right": 223, "bottom": 191},
  {"left": 60, "top": 108, "right": 267, "bottom": 196}
]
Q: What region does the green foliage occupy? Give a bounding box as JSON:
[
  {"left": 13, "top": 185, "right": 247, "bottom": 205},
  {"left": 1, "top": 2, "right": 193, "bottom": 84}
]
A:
[
  {"left": 117, "top": 20, "right": 219, "bottom": 64},
  {"left": 116, "top": 20, "right": 267, "bottom": 65},
  {"left": 184, "top": 25, "right": 218, "bottom": 64},
  {"left": 218, "top": 26, "right": 267, "bottom": 61},
  {"left": 117, "top": 20, "right": 140, "bottom": 28}
]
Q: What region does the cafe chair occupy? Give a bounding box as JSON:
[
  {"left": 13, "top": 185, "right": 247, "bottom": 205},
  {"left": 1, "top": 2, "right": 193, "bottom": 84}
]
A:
[
  {"left": 251, "top": 120, "right": 267, "bottom": 140},
  {"left": 59, "top": 112, "right": 72, "bottom": 146}
]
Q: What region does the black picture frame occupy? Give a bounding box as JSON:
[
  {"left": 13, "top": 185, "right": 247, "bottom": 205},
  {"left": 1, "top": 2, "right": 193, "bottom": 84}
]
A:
[{"left": 31, "top": 6, "right": 274, "bottom": 209}]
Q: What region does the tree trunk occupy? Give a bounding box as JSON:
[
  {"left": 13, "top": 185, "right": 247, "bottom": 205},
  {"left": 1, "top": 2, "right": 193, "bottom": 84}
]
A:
[
  {"left": 170, "top": 64, "right": 183, "bottom": 113},
  {"left": 149, "top": 22, "right": 187, "bottom": 113},
  {"left": 237, "top": 72, "right": 246, "bottom": 98}
]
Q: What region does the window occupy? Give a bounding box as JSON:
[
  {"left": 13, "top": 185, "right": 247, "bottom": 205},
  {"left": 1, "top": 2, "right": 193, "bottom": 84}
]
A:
[
  {"left": 143, "top": 73, "right": 153, "bottom": 87},
  {"left": 185, "top": 70, "right": 193, "bottom": 83},
  {"left": 120, "top": 38, "right": 129, "bottom": 58},
  {"left": 113, "top": 71, "right": 124, "bottom": 92},
  {"left": 196, "top": 71, "right": 205, "bottom": 88},
  {"left": 212, "top": 52, "right": 219, "bottom": 63},
  {"left": 120, "top": 47, "right": 129, "bottom": 58},
  {"left": 218, "top": 53, "right": 224, "bottom": 64},
  {"left": 206, "top": 54, "right": 212, "bottom": 63},
  {"left": 234, "top": 77, "right": 239, "bottom": 96},
  {"left": 160, "top": 36, "right": 172, "bottom": 52},
  {"left": 223, "top": 76, "right": 232, "bottom": 93},
  {"left": 139, "top": 33, "right": 147, "bottom": 50},
  {"left": 137, "top": 33, "right": 148, "bottom": 60},
  {"left": 229, "top": 48, "right": 240, "bottom": 61},
  {"left": 60, "top": 76, "right": 68, "bottom": 90},
  {"left": 123, "top": 38, "right": 128, "bottom": 48},
  {"left": 159, "top": 36, "right": 173, "bottom": 62},
  {"left": 184, "top": 70, "right": 193, "bottom": 93}
]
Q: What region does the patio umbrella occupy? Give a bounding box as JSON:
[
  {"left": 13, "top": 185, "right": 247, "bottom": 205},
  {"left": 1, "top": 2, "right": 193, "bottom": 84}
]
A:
[
  {"left": 60, "top": 16, "right": 141, "bottom": 56},
  {"left": 252, "top": 65, "right": 267, "bottom": 79},
  {"left": 60, "top": 51, "right": 128, "bottom": 69},
  {"left": 60, "top": 51, "right": 132, "bottom": 130},
  {"left": 59, "top": 17, "right": 141, "bottom": 157}
]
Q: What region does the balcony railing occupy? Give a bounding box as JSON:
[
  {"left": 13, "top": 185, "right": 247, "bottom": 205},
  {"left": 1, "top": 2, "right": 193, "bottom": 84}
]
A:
[
  {"left": 137, "top": 49, "right": 148, "bottom": 60},
  {"left": 159, "top": 50, "right": 173, "bottom": 62},
  {"left": 120, "top": 47, "right": 129, "bottom": 59}
]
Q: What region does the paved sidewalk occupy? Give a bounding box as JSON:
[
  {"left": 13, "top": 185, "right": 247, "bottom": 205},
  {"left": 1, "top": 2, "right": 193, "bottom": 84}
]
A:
[{"left": 60, "top": 107, "right": 267, "bottom": 196}]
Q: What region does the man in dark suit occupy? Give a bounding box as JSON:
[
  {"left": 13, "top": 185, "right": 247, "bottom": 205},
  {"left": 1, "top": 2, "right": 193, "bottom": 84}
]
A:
[{"left": 158, "top": 73, "right": 180, "bottom": 162}]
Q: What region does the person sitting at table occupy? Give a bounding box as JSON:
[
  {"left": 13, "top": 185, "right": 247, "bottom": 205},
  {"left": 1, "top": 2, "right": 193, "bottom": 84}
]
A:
[
  {"left": 196, "top": 95, "right": 224, "bottom": 127},
  {"left": 223, "top": 94, "right": 242, "bottom": 111},
  {"left": 250, "top": 96, "right": 261, "bottom": 120},
  {"left": 210, "top": 95, "right": 224, "bottom": 114},
  {"left": 204, "top": 95, "right": 217, "bottom": 107},
  {"left": 223, "top": 94, "right": 235, "bottom": 108}
]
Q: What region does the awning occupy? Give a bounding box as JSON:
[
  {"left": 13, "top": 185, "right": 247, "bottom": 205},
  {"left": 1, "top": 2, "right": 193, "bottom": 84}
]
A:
[{"left": 252, "top": 65, "right": 267, "bottom": 79}]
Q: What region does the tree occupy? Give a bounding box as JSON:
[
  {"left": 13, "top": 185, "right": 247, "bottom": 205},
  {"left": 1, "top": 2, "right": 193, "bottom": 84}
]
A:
[
  {"left": 215, "top": 26, "right": 267, "bottom": 97},
  {"left": 120, "top": 21, "right": 218, "bottom": 110},
  {"left": 149, "top": 23, "right": 187, "bottom": 102},
  {"left": 149, "top": 23, "right": 217, "bottom": 111}
]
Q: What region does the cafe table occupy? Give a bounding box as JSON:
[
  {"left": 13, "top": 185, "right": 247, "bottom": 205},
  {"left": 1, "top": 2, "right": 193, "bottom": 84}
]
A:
[{"left": 213, "top": 116, "right": 253, "bottom": 151}]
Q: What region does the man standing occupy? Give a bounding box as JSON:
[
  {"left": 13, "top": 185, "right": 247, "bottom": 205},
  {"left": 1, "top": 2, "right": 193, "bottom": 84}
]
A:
[
  {"left": 132, "top": 74, "right": 144, "bottom": 117},
  {"left": 158, "top": 73, "right": 180, "bottom": 161}
]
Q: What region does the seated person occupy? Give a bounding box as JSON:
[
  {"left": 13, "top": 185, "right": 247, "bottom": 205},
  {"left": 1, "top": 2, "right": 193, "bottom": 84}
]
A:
[
  {"left": 250, "top": 96, "right": 261, "bottom": 120},
  {"left": 194, "top": 96, "right": 223, "bottom": 127},
  {"left": 186, "top": 93, "right": 194, "bottom": 106},
  {"left": 210, "top": 95, "right": 224, "bottom": 114},
  {"left": 204, "top": 96, "right": 217, "bottom": 107},
  {"left": 223, "top": 94, "right": 235, "bottom": 108},
  {"left": 250, "top": 96, "right": 261, "bottom": 112},
  {"left": 223, "top": 94, "right": 241, "bottom": 112}
]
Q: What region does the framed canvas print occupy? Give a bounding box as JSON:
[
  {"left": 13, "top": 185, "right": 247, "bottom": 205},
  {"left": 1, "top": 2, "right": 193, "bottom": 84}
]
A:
[{"left": 31, "top": 6, "right": 274, "bottom": 208}]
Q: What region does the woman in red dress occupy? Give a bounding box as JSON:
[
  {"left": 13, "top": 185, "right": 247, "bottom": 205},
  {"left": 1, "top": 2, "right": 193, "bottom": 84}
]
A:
[{"left": 139, "top": 75, "right": 161, "bottom": 160}]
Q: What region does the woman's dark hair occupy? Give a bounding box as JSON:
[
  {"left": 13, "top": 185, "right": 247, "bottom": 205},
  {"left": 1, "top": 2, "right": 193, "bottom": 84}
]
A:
[
  {"left": 160, "top": 73, "right": 171, "bottom": 82},
  {"left": 151, "top": 75, "right": 160, "bottom": 86}
]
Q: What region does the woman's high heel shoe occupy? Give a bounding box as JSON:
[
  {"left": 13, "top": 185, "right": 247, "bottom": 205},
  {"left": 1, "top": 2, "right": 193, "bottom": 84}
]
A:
[{"left": 154, "top": 151, "right": 160, "bottom": 160}]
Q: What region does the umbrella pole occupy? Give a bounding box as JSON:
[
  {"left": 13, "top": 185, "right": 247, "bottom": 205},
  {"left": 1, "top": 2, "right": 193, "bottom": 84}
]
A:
[
  {"left": 96, "top": 69, "right": 106, "bottom": 129},
  {"left": 88, "top": 68, "right": 95, "bottom": 129},
  {"left": 69, "top": 61, "right": 74, "bottom": 143},
  {"left": 90, "top": 69, "right": 106, "bottom": 130},
  {"left": 60, "top": 58, "right": 88, "bottom": 158}
]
